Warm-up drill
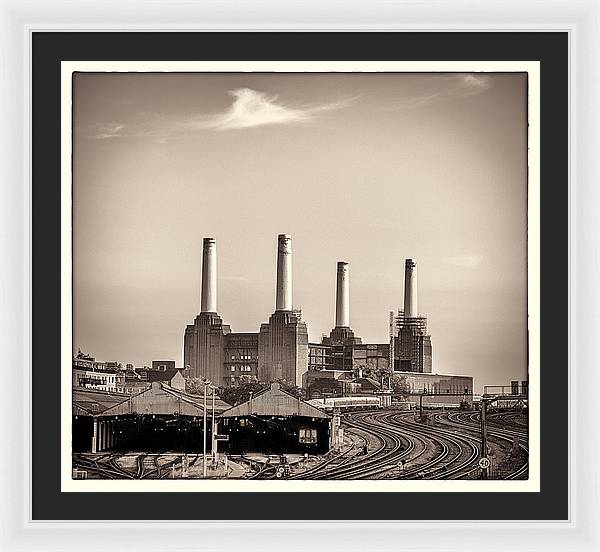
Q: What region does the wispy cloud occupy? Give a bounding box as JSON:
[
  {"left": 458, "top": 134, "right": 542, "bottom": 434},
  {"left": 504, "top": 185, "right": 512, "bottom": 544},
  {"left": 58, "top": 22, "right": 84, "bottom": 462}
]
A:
[
  {"left": 388, "top": 74, "right": 493, "bottom": 111},
  {"left": 185, "top": 88, "right": 355, "bottom": 131},
  {"left": 445, "top": 254, "right": 484, "bottom": 269},
  {"left": 76, "top": 88, "right": 356, "bottom": 141},
  {"left": 92, "top": 123, "right": 125, "bottom": 139}
]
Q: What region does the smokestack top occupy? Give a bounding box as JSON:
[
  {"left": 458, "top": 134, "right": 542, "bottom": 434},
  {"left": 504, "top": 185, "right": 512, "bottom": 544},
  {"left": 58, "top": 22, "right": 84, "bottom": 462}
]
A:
[
  {"left": 200, "top": 237, "right": 217, "bottom": 313},
  {"left": 275, "top": 233, "right": 292, "bottom": 311},
  {"left": 335, "top": 260, "right": 350, "bottom": 328},
  {"left": 403, "top": 258, "right": 418, "bottom": 318}
]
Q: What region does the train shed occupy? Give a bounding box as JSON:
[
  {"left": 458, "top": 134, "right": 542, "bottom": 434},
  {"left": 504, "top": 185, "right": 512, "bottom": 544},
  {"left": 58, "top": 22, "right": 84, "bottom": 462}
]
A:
[
  {"left": 73, "top": 382, "right": 231, "bottom": 453},
  {"left": 218, "top": 382, "right": 332, "bottom": 454}
]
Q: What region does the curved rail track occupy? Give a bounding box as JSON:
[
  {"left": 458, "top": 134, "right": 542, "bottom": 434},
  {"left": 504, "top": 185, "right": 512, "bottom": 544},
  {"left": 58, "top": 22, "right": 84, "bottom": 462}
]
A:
[
  {"left": 292, "top": 408, "right": 528, "bottom": 481},
  {"left": 72, "top": 410, "right": 528, "bottom": 481}
]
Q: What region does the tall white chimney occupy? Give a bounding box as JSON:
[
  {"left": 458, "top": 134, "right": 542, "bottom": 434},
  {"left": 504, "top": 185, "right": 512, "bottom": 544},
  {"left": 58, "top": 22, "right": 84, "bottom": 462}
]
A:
[
  {"left": 335, "top": 261, "right": 350, "bottom": 327},
  {"left": 200, "top": 237, "right": 217, "bottom": 313},
  {"left": 403, "top": 258, "right": 418, "bottom": 318},
  {"left": 275, "top": 234, "right": 292, "bottom": 311}
]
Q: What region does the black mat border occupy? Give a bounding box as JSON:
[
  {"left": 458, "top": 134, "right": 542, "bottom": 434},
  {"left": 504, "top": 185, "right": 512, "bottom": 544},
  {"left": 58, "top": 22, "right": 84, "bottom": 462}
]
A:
[{"left": 32, "top": 31, "right": 568, "bottom": 520}]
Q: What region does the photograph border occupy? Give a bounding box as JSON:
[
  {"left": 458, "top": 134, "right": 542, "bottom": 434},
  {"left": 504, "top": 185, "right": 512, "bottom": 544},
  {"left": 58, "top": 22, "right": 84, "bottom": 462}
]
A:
[
  {"left": 1, "top": 0, "right": 596, "bottom": 549},
  {"left": 30, "top": 31, "right": 569, "bottom": 523},
  {"left": 61, "top": 60, "right": 540, "bottom": 495}
]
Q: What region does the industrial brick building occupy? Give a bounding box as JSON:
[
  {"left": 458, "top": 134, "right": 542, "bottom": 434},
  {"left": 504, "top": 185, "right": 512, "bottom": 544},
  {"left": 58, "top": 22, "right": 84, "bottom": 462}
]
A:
[
  {"left": 182, "top": 235, "right": 470, "bottom": 398},
  {"left": 183, "top": 235, "right": 308, "bottom": 387},
  {"left": 306, "top": 258, "right": 432, "bottom": 381}
]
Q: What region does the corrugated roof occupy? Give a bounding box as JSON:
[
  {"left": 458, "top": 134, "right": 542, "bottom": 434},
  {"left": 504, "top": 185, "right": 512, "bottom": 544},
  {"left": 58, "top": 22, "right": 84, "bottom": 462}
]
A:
[
  {"left": 72, "top": 388, "right": 130, "bottom": 415},
  {"left": 220, "top": 382, "right": 330, "bottom": 419},
  {"left": 99, "top": 382, "right": 231, "bottom": 417}
]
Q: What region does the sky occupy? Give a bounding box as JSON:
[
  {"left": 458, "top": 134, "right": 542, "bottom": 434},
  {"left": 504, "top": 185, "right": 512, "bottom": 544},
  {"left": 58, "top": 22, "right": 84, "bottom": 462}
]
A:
[{"left": 72, "top": 72, "right": 528, "bottom": 392}]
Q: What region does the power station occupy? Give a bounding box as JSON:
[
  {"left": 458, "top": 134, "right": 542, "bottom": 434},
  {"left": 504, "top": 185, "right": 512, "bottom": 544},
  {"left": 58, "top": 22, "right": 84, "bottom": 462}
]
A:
[
  {"left": 183, "top": 234, "right": 308, "bottom": 387},
  {"left": 183, "top": 234, "right": 436, "bottom": 388}
]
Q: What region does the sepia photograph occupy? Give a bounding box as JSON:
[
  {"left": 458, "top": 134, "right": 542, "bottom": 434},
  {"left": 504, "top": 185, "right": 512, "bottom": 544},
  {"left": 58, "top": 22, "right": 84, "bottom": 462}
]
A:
[{"left": 66, "top": 64, "right": 535, "bottom": 488}]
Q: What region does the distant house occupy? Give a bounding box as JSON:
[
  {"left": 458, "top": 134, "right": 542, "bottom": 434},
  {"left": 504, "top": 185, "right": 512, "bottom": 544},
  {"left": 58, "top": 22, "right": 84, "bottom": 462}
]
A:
[
  {"left": 72, "top": 357, "right": 122, "bottom": 393},
  {"left": 142, "top": 368, "right": 186, "bottom": 390},
  {"left": 151, "top": 360, "right": 176, "bottom": 371}
]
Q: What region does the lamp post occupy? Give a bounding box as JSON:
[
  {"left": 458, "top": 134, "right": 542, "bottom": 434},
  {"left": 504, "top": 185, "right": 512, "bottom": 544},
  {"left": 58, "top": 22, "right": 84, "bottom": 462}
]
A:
[
  {"left": 211, "top": 384, "right": 216, "bottom": 465},
  {"left": 202, "top": 378, "right": 210, "bottom": 478}
]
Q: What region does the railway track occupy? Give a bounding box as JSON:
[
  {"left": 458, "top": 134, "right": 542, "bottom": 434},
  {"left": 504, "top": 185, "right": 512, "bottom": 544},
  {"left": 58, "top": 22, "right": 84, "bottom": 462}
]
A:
[
  {"left": 293, "top": 408, "right": 527, "bottom": 481},
  {"left": 445, "top": 411, "right": 529, "bottom": 479},
  {"left": 287, "top": 432, "right": 368, "bottom": 480},
  {"left": 294, "top": 410, "right": 465, "bottom": 480},
  {"left": 73, "top": 453, "right": 195, "bottom": 479},
  {"left": 72, "top": 410, "right": 528, "bottom": 481},
  {"left": 390, "top": 413, "right": 480, "bottom": 480},
  {"left": 312, "top": 412, "right": 413, "bottom": 480}
]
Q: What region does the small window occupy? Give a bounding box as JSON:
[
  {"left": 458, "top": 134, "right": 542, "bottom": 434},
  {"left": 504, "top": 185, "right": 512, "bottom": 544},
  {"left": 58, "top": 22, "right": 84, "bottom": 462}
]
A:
[{"left": 230, "top": 366, "right": 236, "bottom": 372}]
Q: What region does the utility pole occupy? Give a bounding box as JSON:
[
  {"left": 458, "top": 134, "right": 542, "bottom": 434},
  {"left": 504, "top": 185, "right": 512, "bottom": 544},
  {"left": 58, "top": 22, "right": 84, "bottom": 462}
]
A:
[
  {"left": 211, "top": 385, "right": 216, "bottom": 464},
  {"left": 389, "top": 311, "right": 395, "bottom": 387},
  {"left": 480, "top": 398, "right": 488, "bottom": 480},
  {"left": 203, "top": 379, "right": 208, "bottom": 478}
]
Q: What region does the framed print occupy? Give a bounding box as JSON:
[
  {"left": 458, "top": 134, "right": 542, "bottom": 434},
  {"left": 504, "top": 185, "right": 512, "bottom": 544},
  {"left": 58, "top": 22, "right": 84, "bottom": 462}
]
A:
[
  {"left": 62, "top": 59, "right": 540, "bottom": 497},
  {"left": 1, "top": 1, "right": 598, "bottom": 551}
]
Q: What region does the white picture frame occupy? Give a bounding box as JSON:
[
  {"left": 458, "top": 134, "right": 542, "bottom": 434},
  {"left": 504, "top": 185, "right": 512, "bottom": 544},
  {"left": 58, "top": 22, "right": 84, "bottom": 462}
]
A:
[{"left": 1, "top": 0, "right": 597, "bottom": 550}]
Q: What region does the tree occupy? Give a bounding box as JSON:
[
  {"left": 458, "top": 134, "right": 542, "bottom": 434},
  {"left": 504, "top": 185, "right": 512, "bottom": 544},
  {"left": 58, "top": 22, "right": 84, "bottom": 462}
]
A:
[
  {"left": 277, "top": 380, "right": 305, "bottom": 399},
  {"left": 391, "top": 375, "right": 410, "bottom": 397},
  {"left": 184, "top": 377, "right": 205, "bottom": 395},
  {"left": 217, "top": 382, "right": 266, "bottom": 407}
]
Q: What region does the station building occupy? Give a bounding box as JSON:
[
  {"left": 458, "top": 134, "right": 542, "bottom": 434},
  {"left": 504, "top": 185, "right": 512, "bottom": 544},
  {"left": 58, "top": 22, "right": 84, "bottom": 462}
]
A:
[
  {"left": 218, "top": 382, "right": 332, "bottom": 455},
  {"left": 72, "top": 382, "right": 230, "bottom": 453}
]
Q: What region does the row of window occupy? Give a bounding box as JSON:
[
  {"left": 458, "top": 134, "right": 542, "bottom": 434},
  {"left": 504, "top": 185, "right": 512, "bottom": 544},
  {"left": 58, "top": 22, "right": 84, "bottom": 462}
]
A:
[
  {"left": 230, "top": 354, "right": 253, "bottom": 360},
  {"left": 230, "top": 365, "right": 253, "bottom": 372},
  {"left": 298, "top": 428, "right": 318, "bottom": 444},
  {"left": 78, "top": 376, "right": 115, "bottom": 386}
]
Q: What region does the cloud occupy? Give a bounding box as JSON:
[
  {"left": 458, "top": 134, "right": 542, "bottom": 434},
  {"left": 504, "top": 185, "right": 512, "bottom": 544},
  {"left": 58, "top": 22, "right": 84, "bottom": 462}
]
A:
[
  {"left": 77, "top": 120, "right": 169, "bottom": 142},
  {"left": 388, "top": 74, "right": 493, "bottom": 110},
  {"left": 76, "top": 88, "right": 355, "bottom": 141},
  {"left": 445, "top": 254, "right": 484, "bottom": 269},
  {"left": 186, "top": 88, "right": 355, "bottom": 131},
  {"left": 85, "top": 123, "right": 125, "bottom": 139}
]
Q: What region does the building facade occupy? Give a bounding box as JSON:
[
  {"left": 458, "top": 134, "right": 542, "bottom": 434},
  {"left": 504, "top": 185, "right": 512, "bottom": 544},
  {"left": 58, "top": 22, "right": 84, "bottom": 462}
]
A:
[
  {"left": 183, "top": 235, "right": 308, "bottom": 387},
  {"left": 72, "top": 355, "right": 123, "bottom": 393},
  {"left": 182, "top": 238, "right": 459, "bottom": 395}
]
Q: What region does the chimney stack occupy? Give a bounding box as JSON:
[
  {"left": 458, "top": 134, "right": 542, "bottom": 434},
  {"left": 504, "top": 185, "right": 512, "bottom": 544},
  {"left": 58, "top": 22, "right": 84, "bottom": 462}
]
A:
[
  {"left": 335, "top": 261, "right": 350, "bottom": 328},
  {"left": 275, "top": 234, "right": 292, "bottom": 311},
  {"left": 200, "top": 237, "right": 217, "bottom": 313},
  {"left": 403, "top": 258, "right": 418, "bottom": 318}
]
